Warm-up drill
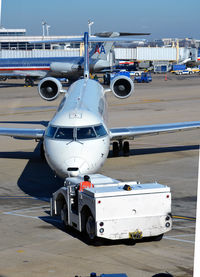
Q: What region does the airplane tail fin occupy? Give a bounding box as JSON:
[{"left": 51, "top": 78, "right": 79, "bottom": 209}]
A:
[
  {"left": 89, "top": 32, "right": 150, "bottom": 61},
  {"left": 89, "top": 41, "right": 113, "bottom": 61},
  {"left": 89, "top": 33, "right": 120, "bottom": 61}
]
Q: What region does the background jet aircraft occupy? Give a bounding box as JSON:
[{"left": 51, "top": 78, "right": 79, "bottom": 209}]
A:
[
  {"left": 0, "top": 32, "right": 149, "bottom": 86},
  {"left": 0, "top": 47, "right": 107, "bottom": 86},
  {"left": 0, "top": 32, "right": 199, "bottom": 178}
]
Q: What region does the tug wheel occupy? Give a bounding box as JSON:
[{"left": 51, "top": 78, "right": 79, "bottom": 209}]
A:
[
  {"left": 85, "top": 215, "right": 96, "bottom": 241},
  {"left": 61, "top": 203, "right": 68, "bottom": 227}
]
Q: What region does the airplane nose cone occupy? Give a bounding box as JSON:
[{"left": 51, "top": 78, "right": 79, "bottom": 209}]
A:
[{"left": 65, "top": 157, "right": 90, "bottom": 177}]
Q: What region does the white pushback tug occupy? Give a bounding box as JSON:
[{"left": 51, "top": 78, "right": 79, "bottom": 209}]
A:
[{"left": 50, "top": 174, "right": 172, "bottom": 242}]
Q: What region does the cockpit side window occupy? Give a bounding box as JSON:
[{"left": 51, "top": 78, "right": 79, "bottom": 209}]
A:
[
  {"left": 94, "top": 124, "right": 107, "bottom": 137},
  {"left": 77, "top": 127, "right": 96, "bottom": 139},
  {"left": 45, "top": 126, "right": 57, "bottom": 138},
  {"left": 55, "top": 128, "right": 73, "bottom": 140}
]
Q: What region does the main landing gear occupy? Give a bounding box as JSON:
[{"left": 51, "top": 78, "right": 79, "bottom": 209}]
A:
[
  {"left": 25, "top": 77, "right": 34, "bottom": 87},
  {"left": 112, "top": 141, "right": 130, "bottom": 157}
]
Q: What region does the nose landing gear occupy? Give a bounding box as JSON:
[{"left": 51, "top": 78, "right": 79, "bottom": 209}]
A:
[
  {"left": 40, "top": 142, "right": 45, "bottom": 160},
  {"left": 112, "top": 141, "right": 130, "bottom": 157}
]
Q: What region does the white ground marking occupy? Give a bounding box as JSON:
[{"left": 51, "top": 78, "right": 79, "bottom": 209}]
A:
[
  {"left": 164, "top": 236, "right": 195, "bottom": 244},
  {"left": 173, "top": 225, "right": 195, "bottom": 229},
  {"left": 2, "top": 206, "right": 61, "bottom": 223}
]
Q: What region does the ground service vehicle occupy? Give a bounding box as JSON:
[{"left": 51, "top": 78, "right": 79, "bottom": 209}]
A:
[
  {"left": 50, "top": 174, "right": 172, "bottom": 242},
  {"left": 103, "top": 71, "right": 131, "bottom": 85},
  {"left": 130, "top": 71, "right": 144, "bottom": 76},
  {"left": 134, "top": 72, "right": 152, "bottom": 83},
  {"left": 175, "top": 69, "right": 194, "bottom": 75}
]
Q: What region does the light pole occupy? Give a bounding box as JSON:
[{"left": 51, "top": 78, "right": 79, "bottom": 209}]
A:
[
  {"left": 46, "top": 24, "right": 51, "bottom": 36},
  {"left": 0, "top": 0, "right": 2, "bottom": 27},
  {"left": 88, "top": 19, "right": 94, "bottom": 37},
  {"left": 42, "top": 21, "right": 46, "bottom": 37},
  {"left": 88, "top": 20, "right": 94, "bottom": 49}
]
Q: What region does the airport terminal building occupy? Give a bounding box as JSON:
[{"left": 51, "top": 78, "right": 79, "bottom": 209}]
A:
[
  {"left": 0, "top": 27, "right": 199, "bottom": 73},
  {"left": 0, "top": 27, "right": 81, "bottom": 51}
]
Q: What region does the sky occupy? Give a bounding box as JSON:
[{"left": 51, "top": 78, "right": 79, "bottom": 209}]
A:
[{"left": 1, "top": 0, "right": 200, "bottom": 40}]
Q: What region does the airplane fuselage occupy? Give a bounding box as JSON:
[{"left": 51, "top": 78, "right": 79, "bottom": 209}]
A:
[
  {"left": 44, "top": 78, "right": 110, "bottom": 177},
  {"left": 0, "top": 56, "right": 110, "bottom": 81}
]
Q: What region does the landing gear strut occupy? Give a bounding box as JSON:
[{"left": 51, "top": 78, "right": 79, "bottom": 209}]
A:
[
  {"left": 112, "top": 141, "right": 130, "bottom": 157},
  {"left": 40, "top": 142, "right": 45, "bottom": 160},
  {"left": 25, "top": 77, "right": 34, "bottom": 87}
]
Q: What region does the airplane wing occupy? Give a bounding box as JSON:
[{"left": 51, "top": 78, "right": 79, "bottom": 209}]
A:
[
  {"left": 0, "top": 128, "right": 45, "bottom": 139},
  {"left": 110, "top": 121, "right": 200, "bottom": 140}
]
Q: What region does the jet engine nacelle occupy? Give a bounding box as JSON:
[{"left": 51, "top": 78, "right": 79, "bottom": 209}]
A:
[
  {"left": 38, "top": 77, "right": 63, "bottom": 101},
  {"left": 50, "top": 62, "right": 80, "bottom": 73},
  {"left": 110, "top": 75, "right": 134, "bottom": 99}
]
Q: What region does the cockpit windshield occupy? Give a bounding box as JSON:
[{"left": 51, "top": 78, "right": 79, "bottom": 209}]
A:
[
  {"left": 55, "top": 128, "right": 73, "bottom": 140},
  {"left": 45, "top": 124, "right": 107, "bottom": 140},
  {"left": 94, "top": 124, "right": 107, "bottom": 137},
  {"left": 77, "top": 127, "right": 96, "bottom": 139},
  {"left": 45, "top": 126, "right": 57, "bottom": 138}
]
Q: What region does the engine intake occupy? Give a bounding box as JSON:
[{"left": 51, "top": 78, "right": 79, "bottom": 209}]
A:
[
  {"left": 110, "top": 75, "right": 134, "bottom": 99},
  {"left": 38, "top": 77, "right": 63, "bottom": 101}
]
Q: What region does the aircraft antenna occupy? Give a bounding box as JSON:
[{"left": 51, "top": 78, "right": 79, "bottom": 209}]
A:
[{"left": 83, "top": 32, "right": 89, "bottom": 79}]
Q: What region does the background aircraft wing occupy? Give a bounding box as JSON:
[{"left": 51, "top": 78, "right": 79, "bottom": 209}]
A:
[
  {"left": 110, "top": 121, "right": 200, "bottom": 140},
  {"left": 30, "top": 36, "right": 146, "bottom": 45},
  {"left": 94, "top": 32, "right": 151, "bottom": 37},
  {"left": 0, "top": 128, "right": 45, "bottom": 139}
]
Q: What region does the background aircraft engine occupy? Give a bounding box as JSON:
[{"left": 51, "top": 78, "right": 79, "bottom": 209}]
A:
[
  {"left": 38, "top": 77, "right": 62, "bottom": 101},
  {"left": 110, "top": 75, "right": 134, "bottom": 99},
  {"left": 50, "top": 62, "right": 78, "bottom": 73}
]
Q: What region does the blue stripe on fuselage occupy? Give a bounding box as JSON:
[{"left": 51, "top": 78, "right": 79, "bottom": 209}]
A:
[{"left": 0, "top": 56, "right": 83, "bottom": 68}]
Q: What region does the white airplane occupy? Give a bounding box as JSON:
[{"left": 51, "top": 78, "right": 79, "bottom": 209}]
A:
[{"left": 0, "top": 32, "right": 200, "bottom": 178}]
